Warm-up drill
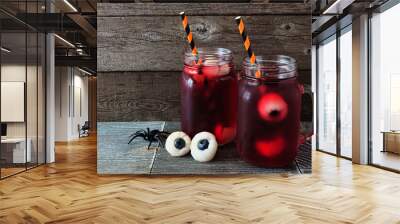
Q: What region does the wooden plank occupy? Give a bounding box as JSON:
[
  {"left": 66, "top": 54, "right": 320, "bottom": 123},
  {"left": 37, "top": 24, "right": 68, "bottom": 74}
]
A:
[
  {"left": 296, "top": 140, "right": 311, "bottom": 173},
  {"left": 98, "top": 15, "right": 311, "bottom": 72},
  {"left": 99, "top": 0, "right": 308, "bottom": 2},
  {"left": 154, "top": 0, "right": 251, "bottom": 3},
  {"left": 97, "top": 72, "right": 117, "bottom": 121},
  {"left": 97, "top": 122, "right": 164, "bottom": 174},
  {"left": 97, "top": 121, "right": 308, "bottom": 175},
  {"left": 97, "top": 3, "right": 311, "bottom": 16},
  {"left": 298, "top": 69, "right": 311, "bottom": 85},
  {"left": 98, "top": 160, "right": 152, "bottom": 174},
  {"left": 10, "top": 135, "right": 400, "bottom": 223},
  {"left": 97, "top": 72, "right": 181, "bottom": 122},
  {"left": 151, "top": 122, "right": 300, "bottom": 175},
  {"left": 97, "top": 70, "right": 311, "bottom": 122}
]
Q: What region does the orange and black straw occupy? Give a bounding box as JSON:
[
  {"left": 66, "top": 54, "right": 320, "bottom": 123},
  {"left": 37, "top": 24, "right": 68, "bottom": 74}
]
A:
[
  {"left": 180, "top": 12, "right": 200, "bottom": 64},
  {"left": 235, "top": 16, "right": 261, "bottom": 78}
]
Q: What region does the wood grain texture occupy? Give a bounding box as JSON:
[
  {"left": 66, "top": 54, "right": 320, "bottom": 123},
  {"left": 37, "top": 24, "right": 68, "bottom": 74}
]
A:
[
  {"left": 97, "top": 3, "right": 311, "bottom": 16},
  {"left": 98, "top": 14, "right": 311, "bottom": 72},
  {"left": 97, "top": 121, "right": 311, "bottom": 174},
  {"left": 152, "top": 143, "right": 299, "bottom": 174},
  {"left": 151, "top": 122, "right": 303, "bottom": 174},
  {"left": 97, "top": 122, "right": 163, "bottom": 174},
  {"left": 97, "top": 71, "right": 311, "bottom": 122},
  {"left": 88, "top": 77, "right": 97, "bottom": 132},
  {"left": 97, "top": 72, "right": 181, "bottom": 122},
  {"left": 97, "top": 2, "right": 311, "bottom": 121},
  {"left": 99, "top": 0, "right": 306, "bottom": 3},
  {"left": 1, "top": 135, "right": 400, "bottom": 223}
]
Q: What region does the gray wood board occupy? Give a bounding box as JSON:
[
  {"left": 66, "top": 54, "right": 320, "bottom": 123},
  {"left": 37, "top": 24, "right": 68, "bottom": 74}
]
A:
[
  {"left": 97, "top": 4, "right": 311, "bottom": 72},
  {"left": 295, "top": 141, "right": 311, "bottom": 173},
  {"left": 98, "top": 3, "right": 311, "bottom": 16},
  {"left": 99, "top": 1, "right": 261, "bottom": 3},
  {"left": 97, "top": 121, "right": 164, "bottom": 174},
  {"left": 97, "top": 121, "right": 311, "bottom": 175},
  {"left": 151, "top": 122, "right": 300, "bottom": 174},
  {"left": 97, "top": 71, "right": 311, "bottom": 122},
  {"left": 97, "top": 72, "right": 180, "bottom": 122}
]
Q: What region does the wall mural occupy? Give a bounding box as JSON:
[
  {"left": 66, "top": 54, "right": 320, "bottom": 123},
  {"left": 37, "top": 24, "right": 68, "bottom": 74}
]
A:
[{"left": 97, "top": 2, "right": 312, "bottom": 175}]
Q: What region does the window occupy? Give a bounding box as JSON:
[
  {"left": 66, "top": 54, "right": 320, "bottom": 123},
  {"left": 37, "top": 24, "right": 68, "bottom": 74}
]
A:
[
  {"left": 0, "top": 1, "right": 47, "bottom": 179},
  {"left": 316, "top": 25, "right": 353, "bottom": 158},
  {"left": 317, "top": 36, "right": 337, "bottom": 154},
  {"left": 339, "top": 27, "right": 352, "bottom": 158},
  {"left": 370, "top": 3, "right": 400, "bottom": 171}
]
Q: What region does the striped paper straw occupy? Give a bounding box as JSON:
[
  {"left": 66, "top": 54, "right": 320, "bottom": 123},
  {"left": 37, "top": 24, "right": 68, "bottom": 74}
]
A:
[
  {"left": 235, "top": 16, "right": 261, "bottom": 78},
  {"left": 180, "top": 12, "right": 200, "bottom": 65}
]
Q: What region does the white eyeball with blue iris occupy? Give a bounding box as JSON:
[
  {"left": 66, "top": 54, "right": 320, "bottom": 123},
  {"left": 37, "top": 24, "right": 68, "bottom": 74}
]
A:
[
  {"left": 165, "top": 131, "right": 191, "bottom": 157},
  {"left": 190, "top": 132, "right": 218, "bottom": 162}
]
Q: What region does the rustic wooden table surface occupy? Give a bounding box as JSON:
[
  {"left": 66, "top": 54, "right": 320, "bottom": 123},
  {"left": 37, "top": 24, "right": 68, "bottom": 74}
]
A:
[{"left": 98, "top": 121, "right": 311, "bottom": 175}]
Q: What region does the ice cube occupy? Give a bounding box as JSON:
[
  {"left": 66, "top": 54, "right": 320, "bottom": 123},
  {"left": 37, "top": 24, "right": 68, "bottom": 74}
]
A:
[{"left": 201, "top": 64, "right": 231, "bottom": 78}]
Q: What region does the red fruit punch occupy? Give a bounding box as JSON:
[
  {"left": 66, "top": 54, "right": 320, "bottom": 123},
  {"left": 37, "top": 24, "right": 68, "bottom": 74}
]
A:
[
  {"left": 180, "top": 48, "right": 237, "bottom": 144},
  {"left": 236, "top": 55, "right": 301, "bottom": 168},
  {"left": 214, "top": 124, "right": 236, "bottom": 145}
]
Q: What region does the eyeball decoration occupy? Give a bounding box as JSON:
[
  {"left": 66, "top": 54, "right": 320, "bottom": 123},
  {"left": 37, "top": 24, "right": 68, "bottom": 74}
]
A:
[
  {"left": 257, "top": 93, "right": 288, "bottom": 123},
  {"left": 190, "top": 132, "right": 218, "bottom": 162},
  {"left": 165, "top": 131, "right": 191, "bottom": 157}
]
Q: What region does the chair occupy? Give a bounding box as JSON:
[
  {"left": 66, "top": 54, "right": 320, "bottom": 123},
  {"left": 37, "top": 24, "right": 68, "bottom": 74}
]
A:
[{"left": 79, "top": 121, "right": 90, "bottom": 138}]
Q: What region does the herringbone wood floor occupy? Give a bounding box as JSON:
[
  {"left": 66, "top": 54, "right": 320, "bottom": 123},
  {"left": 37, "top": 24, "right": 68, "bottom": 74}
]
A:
[{"left": 1, "top": 135, "right": 400, "bottom": 224}]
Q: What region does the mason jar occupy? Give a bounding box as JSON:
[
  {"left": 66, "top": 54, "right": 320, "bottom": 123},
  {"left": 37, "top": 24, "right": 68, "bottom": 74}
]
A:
[
  {"left": 181, "top": 48, "right": 237, "bottom": 145},
  {"left": 236, "top": 55, "right": 302, "bottom": 167}
]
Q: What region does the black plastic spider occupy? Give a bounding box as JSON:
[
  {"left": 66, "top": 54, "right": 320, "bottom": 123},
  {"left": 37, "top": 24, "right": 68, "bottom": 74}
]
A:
[{"left": 128, "top": 128, "right": 170, "bottom": 150}]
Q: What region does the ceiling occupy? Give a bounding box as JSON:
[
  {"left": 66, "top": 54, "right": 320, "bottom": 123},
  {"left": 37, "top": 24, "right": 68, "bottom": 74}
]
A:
[{"left": 0, "top": 0, "right": 97, "bottom": 73}]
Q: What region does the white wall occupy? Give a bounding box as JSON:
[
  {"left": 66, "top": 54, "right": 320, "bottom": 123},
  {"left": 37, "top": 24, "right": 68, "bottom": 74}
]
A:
[
  {"left": 1, "top": 65, "right": 26, "bottom": 139},
  {"left": 55, "top": 66, "right": 69, "bottom": 141},
  {"left": 1, "top": 63, "right": 46, "bottom": 164},
  {"left": 1, "top": 64, "right": 41, "bottom": 138},
  {"left": 1, "top": 65, "right": 25, "bottom": 81},
  {"left": 70, "top": 72, "right": 89, "bottom": 139},
  {"left": 55, "top": 67, "right": 89, "bottom": 141},
  {"left": 1, "top": 82, "right": 25, "bottom": 122}
]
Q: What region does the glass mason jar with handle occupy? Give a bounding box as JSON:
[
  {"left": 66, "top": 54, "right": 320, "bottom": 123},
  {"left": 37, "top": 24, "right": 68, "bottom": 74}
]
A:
[
  {"left": 181, "top": 48, "right": 237, "bottom": 145},
  {"left": 237, "top": 55, "right": 302, "bottom": 167}
]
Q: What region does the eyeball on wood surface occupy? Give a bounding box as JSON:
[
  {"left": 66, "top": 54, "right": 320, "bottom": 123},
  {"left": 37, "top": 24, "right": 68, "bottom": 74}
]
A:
[
  {"left": 190, "top": 132, "right": 218, "bottom": 162},
  {"left": 165, "top": 132, "right": 191, "bottom": 157}
]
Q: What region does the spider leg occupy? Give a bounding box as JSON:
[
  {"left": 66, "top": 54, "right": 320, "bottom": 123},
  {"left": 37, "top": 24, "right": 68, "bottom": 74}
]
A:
[
  {"left": 129, "top": 130, "right": 145, "bottom": 139},
  {"left": 155, "top": 135, "right": 166, "bottom": 148},
  {"left": 147, "top": 140, "right": 153, "bottom": 150},
  {"left": 128, "top": 133, "right": 145, "bottom": 144},
  {"left": 134, "top": 130, "right": 146, "bottom": 136}
]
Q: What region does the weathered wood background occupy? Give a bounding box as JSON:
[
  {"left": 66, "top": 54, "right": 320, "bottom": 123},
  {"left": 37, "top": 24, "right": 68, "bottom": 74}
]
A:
[{"left": 97, "top": 3, "right": 311, "bottom": 121}]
